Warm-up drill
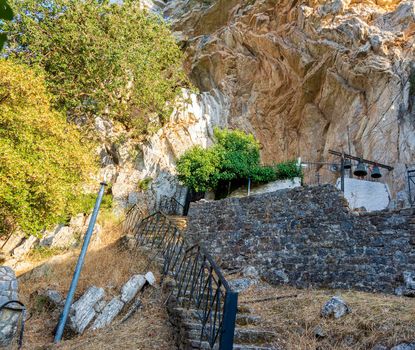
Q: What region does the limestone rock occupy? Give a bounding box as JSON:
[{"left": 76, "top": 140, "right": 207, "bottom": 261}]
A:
[
  {"left": 40, "top": 225, "right": 76, "bottom": 248},
  {"left": 68, "top": 286, "right": 105, "bottom": 334},
  {"left": 91, "top": 297, "right": 124, "bottom": 330},
  {"left": 120, "top": 275, "right": 146, "bottom": 304},
  {"left": 391, "top": 343, "right": 415, "bottom": 350},
  {"left": 42, "top": 289, "right": 64, "bottom": 308},
  {"left": 1, "top": 232, "right": 25, "bottom": 255},
  {"left": 229, "top": 278, "right": 258, "bottom": 293},
  {"left": 321, "top": 296, "right": 351, "bottom": 319},
  {"left": 12, "top": 236, "right": 38, "bottom": 258},
  {"left": 395, "top": 271, "right": 415, "bottom": 297},
  {"left": 0, "top": 266, "right": 21, "bottom": 347},
  {"left": 144, "top": 272, "right": 156, "bottom": 286}
]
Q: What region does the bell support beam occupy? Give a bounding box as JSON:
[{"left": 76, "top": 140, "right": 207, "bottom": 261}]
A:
[{"left": 328, "top": 150, "right": 394, "bottom": 171}]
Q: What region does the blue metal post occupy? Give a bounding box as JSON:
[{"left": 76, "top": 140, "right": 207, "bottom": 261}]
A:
[
  {"left": 219, "top": 291, "right": 238, "bottom": 350},
  {"left": 54, "top": 182, "right": 107, "bottom": 343}
]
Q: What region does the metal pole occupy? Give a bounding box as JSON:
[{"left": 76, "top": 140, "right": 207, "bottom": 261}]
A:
[
  {"left": 247, "top": 178, "right": 251, "bottom": 196},
  {"left": 54, "top": 182, "right": 107, "bottom": 343},
  {"left": 219, "top": 291, "right": 238, "bottom": 350},
  {"left": 340, "top": 153, "right": 345, "bottom": 192}
]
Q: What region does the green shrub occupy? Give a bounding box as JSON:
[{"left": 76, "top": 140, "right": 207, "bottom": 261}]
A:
[
  {"left": 0, "top": 59, "right": 97, "bottom": 237},
  {"left": 4, "top": 0, "right": 187, "bottom": 135},
  {"left": 176, "top": 128, "right": 302, "bottom": 194},
  {"left": 176, "top": 146, "right": 222, "bottom": 193},
  {"left": 274, "top": 160, "right": 303, "bottom": 180},
  {"left": 137, "top": 177, "right": 153, "bottom": 191}
]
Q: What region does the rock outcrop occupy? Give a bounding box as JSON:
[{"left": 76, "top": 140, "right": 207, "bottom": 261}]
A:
[{"left": 141, "top": 0, "right": 415, "bottom": 199}]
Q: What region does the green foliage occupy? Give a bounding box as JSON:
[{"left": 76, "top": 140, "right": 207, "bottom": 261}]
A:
[
  {"left": 0, "top": 0, "right": 13, "bottom": 50},
  {"left": 72, "top": 192, "right": 113, "bottom": 216},
  {"left": 177, "top": 128, "right": 302, "bottom": 193},
  {"left": 0, "top": 59, "right": 97, "bottom": 237},
  {"left": 4, "top": 0, "right": 187, "bottom": 134},
  {"left": 274, "top": 160, "right": 303, "bottom": 180},
  {"left": 176, "top": 146, "right": 222, "bottom": 193},
  {"left": 213, "top": 128, "right": 261, "bottom": 182},
  {"left": 137, "top": 177, "right": 153, "bottom": 191}
]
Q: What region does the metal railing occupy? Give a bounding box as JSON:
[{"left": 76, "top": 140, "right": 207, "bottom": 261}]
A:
[
  {"left": 0, "top": 300, "right": 26, "bottom": 349},
  {"left": 158, "top": 195, "right": 186, "bottom": 216},
  {"left": 127, "top": 211, "right": 238, "bottom": 350}
]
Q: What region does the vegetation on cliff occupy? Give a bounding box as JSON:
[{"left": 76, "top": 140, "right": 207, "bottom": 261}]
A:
[
  {"left": 4, "top": 0, "right": 187, "bottom": 135},
  {"left": 0, "top": 60, "right": 97, "bottom": 237},
  {"left": 176, "top": 128, "right": 302, "bottom": 193}
]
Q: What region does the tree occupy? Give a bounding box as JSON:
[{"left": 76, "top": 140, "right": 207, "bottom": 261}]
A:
[
  {"left": 0, "top": 0, "right": 13, "bottom": 49},
  {"left": 4, "top": 0, "right": 187, "bottom": 134},
  {"left": 0, "top": 59, "right": 97, "bottom": 237}
]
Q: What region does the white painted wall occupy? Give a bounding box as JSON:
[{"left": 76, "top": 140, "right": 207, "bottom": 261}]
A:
[{"left": 336, "top": 178, "right": 391, "bottom": 212}]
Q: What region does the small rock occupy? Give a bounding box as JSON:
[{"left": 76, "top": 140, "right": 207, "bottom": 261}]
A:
[
  {"left": 242, "top": 266, "right": 258, "bottom": 279},
  {"left": 372, "top": 345, "right": 388, "bottom": 350},
  {"left": 229, "top": 278, "right": 258, "bottom": 293},
  {"left": 144, "top": 272, "right": 156, "bottom": 286},
  {"left": 314, "top": 325, "right": 326, "bottom": 338},
  {"left": 68, "top": 286, "right": 105, "bottom": 334},
  {"left": 391, "top": 343, "right": 415, "bottom": 350},
  {"left": 43, "top": 289, "right": 63, "bottom": 308},
  {"left": 91, "top": 297, "right": 124, "bottom": 330},
  {"left": 120, "top": 275, "right": 146, "bottom": 303},
  {"left": 12, "top": 236, "right": 38, "bottom": 258},
  {"left": 321, "top": 296, "right": 351, "bottom": 319},
  {"left": 1, "top": 232, "right": 25, "bottom": 255}
]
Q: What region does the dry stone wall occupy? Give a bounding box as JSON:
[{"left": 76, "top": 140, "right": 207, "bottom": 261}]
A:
[{"left": 186, "top": 185, "right": 415, "bottom": 294}]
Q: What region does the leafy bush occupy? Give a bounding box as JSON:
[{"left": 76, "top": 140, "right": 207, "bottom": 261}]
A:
[
  {"left": 176, "top": 146, "right": 222, "bottom": 193},
  {"left": 275, "top": 160, "right": 303, "bottom": 180},
  {"left": 0, "top": 59, "right": 97, "bottom": 237},
  {"left": 177, "top": 128, "right": 302, "bottom": 193},
  {"left": 4, "top": 0, "right": 187, "bottom": 134}
]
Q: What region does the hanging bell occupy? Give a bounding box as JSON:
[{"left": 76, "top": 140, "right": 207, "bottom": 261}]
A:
[
  {"left": 371, "top": 165, "right": 382, "bottom": 179},
  {"left": 343, "top": 158, "right": 352, "bottom": 169},
  {"left": 354, "top": 160, "right": 368, "bottom": 177}
]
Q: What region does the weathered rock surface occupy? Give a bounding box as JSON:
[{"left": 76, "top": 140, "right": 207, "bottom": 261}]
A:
[
  {"left": 321, "top": 296, "right": 351, "bottom": 319},
  {"left": 142, "top": 0, "right": 415, "bottom": 201},
  {"left": 391, "top": 343, "right": 415, "bottom": 350},
  {"left": 91, "top": 297, "right": 124, "bottom": 330},
  {"left": 120, "top": 275, "right": 146, "bottom": 303},
  {"left": 12, "top": 236, "right": 38, "bottom": 258},
  {"left": 144, "top": 271, "right": 156, "bottom": 286},
  {"left": 40, "top": 225, "right": 77, "bottom": 248},
  {"left": 68, "top": 286, "right": 105, "bottom": 334},
  {"left": 0, "top": 267, "right": 21, "bottom": 347}
]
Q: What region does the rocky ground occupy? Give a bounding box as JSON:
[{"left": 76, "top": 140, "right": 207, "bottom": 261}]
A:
[{"left": 237, "top": 282, "right": 415, "bottom": 350}]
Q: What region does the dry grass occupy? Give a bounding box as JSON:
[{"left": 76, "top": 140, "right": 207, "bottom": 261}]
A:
[
  {"left": 239, "top": 283, "right": 415, "bottom": 349},
  {"left": 17, "top": 220, "right": 176, "bottom": 350}
]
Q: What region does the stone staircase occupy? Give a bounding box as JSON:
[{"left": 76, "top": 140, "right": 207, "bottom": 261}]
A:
[
  {"left": 127, "top": 211, "right": 278, "bottom": 350},
  {"left": 167, "top": 292, "right": 279, "bottom": 350},
  {"left": 166, "top": 215, "right": 188, "bottom": 231}
]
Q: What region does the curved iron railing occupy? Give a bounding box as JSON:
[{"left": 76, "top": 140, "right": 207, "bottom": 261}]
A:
[
  {"left": 126, "top": 211, "right": 238, "bottom": 350},
  {"left": 0, "top": 300, "right": 26, "bottom": 349},
  {"left": 158, "top": 195, "right": 186, "bottom": 216}
]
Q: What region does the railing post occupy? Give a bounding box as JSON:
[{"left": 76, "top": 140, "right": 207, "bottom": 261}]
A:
[
  {"left": 219, "top": 291, "right": 238, "bottom": 350},
  {"left": 54, "top": 182, "right": 107, "bottom": 343}
]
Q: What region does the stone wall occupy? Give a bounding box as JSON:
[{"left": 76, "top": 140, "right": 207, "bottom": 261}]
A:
[{"left": 186, "top": 185, "right": 415, "bottom": 294}]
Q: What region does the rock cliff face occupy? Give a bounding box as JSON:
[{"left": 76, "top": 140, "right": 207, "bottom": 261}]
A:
[
  {"left": 145, "top": 0, "right": 415, "bottom": 198},
  {"left": 107, "top": 0, "right": 415, "bottom": 209}
]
